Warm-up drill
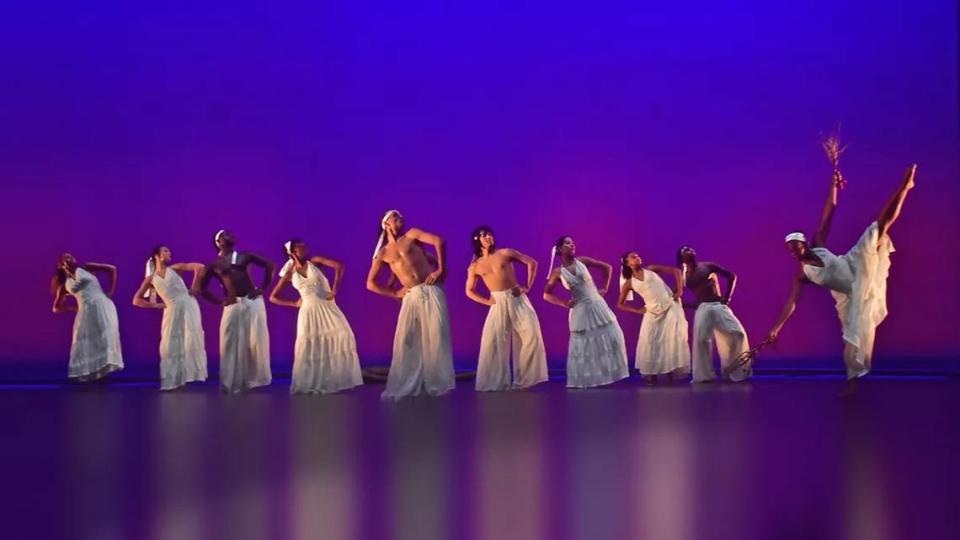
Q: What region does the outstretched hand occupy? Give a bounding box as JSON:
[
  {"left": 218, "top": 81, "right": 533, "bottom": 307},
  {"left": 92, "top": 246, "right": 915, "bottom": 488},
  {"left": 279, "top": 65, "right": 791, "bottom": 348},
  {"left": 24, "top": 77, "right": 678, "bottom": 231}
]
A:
[{"left": 832, "top": 170, "right": 847, "bottom": 190}]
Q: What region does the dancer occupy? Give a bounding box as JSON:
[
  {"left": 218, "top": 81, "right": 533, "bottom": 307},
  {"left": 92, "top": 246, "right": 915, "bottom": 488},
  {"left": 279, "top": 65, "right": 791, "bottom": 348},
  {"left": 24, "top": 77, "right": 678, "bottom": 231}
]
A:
[
  {"left": 677, "top": 245, "right": 751, "bottom": 382},
  {"left": 543, "top": 236, "right": 629, "bottom": 388},
  {"left": 132, "top": 246, "right": 208, "bottom": 390},
  {"left": 195, "top": 230, "right": 274, "bottom": 393},
  {"left": 269, "top": 238, "right": 363, "bottom": 394},
  {"left": 616, "top": 251, "right": 690, "bottom": 384},
  {"left": 766, "top": 165, "right": 916, "bottom": 394},
  {"left": 51, "top": 253, "right": 124, "bottom": 381},
  {"left": 366, "top": 210, "right": 455, "bottom": 399},
  {"left": 465, "top": 226, "right": 548, "bottom": 391}
]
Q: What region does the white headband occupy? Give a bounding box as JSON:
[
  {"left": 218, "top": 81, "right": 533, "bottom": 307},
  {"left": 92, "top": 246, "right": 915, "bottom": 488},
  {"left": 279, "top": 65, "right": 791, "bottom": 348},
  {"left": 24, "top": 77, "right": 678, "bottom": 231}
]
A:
[
  {"left": 214, "top": 230, "right": 225, "bottom": 244},
  {"left": 620, "top": 258, "right": 635, "bottom": 301},
  {"left": 372, "top": 209, "right": 401, "bottom": 259},
  {"left": 546, "top": 246, "right": 558, "bottom": 279},
  {"left": 784, "top": 232, "right": 807, "bottom": 243},
  {"left": 279, "top": 241, "right": 295, "bottom": 277},
  {"left": 143, "top": 257, "right": 156, "bottom": 298}
]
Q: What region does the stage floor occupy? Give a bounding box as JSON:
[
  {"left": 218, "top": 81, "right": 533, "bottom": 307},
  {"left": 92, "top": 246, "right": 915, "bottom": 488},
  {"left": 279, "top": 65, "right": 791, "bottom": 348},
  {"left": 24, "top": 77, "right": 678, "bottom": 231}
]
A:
[{"left": 2, "top": 376, "right": 958, "bottom": 540}]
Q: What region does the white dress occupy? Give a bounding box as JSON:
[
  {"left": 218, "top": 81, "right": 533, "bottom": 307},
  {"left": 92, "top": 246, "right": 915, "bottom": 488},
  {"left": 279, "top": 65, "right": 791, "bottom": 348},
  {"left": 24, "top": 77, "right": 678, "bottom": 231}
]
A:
[
  {"left": 65, "top": 267, "right": 124, "bottom": 380},
  {"left": 151, "top": 268, "right": 208, "bottom": 390},
  {"left": 803, "top": 222, "right": 894, "bottom": 379},
  {"left": 630, "top": 269, "right": 690, "bottom": 376},
  {"left": 560, "top": 260, "right": 629, "bottom": 388},
  {"left": 290, "top": 262, "right": 364, "bottom": 394}
]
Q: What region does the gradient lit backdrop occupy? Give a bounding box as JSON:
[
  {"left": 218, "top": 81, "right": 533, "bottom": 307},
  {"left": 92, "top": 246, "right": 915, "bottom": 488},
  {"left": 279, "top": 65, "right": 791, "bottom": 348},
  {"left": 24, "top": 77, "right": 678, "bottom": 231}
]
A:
[{"left": 1, "top": 1, "right": 957, "bottom": 379}]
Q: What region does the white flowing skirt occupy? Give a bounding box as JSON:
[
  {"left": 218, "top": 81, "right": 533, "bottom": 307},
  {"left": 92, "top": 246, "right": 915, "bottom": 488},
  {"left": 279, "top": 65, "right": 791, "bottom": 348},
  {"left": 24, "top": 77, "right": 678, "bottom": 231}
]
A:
[
  {"left": 475, "top": 290, "right": 548, "bottom": 391},
  {"left": 692, "top": 302, "right": 750, "bottom": 382},
  {"left": 292, "top": 298, "right": 363, "bottom": 394},
  {"left": 566, "top": 298, "right": 629, "bottom": 388},
  {"left": 830, "top": 222, "right": 894, "bottom": 379},
  {"left": 636, "top": 300, "right": 690, "bottom": 376},
  {"left": 219, "top": 296, "right": 271, "bottom": 393},
  {"left": 383, "top": 284, "right": 455, "bottom": 399},
  {"left": 69, "top": 295, "right": 124, "bottom": 381},
  {"left": 159, "top": 297, "right": 208, "bottom": 390}
]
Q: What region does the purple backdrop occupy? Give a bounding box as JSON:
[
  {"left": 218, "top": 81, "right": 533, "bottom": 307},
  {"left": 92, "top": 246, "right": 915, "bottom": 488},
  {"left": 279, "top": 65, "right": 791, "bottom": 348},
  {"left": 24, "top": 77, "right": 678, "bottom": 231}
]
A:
[{"left": 2, "top": 2, "right": 957, "bottom": 379}]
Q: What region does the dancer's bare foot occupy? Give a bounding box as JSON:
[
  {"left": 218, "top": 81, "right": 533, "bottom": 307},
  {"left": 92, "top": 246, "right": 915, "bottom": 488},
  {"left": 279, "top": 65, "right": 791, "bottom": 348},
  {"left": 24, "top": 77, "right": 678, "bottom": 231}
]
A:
[{"left": 904, "top": 163, "right": 917, "bottom": 190}]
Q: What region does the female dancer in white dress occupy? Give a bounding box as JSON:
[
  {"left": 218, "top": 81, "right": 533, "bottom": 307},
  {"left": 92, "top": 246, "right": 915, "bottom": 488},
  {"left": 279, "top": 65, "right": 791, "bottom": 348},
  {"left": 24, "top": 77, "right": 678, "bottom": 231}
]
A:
[
  {"left": 269, "top": 238, "right": 363, "bottom": 394},
  {"left": 616, "top": 251, "right": 690, "bottom": 384},
  {"left": 132, "top": 245, "right": 208, "bottom": 390},
  {"left": 766, "top": 164, "right": 917, "bottom": 394},
  {"left": 543, "top": 236, "right": 629, "bottom": 388},
  {"left": 51, "top": 253, "right": 124, "bottom": 381}
]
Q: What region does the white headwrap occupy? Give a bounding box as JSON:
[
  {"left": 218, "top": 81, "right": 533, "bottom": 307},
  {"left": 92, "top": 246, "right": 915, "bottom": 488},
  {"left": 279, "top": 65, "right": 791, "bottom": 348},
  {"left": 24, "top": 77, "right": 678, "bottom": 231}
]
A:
[
  {"left": 214, "top": 230, "right": 238, "bottom": 264},
  {"left": 279, "top": 241, "right": 295, "bottom": 277},
  {"left": 784, "top": 232, "right": 807, "bottom": 243},
  {"left": 144, "top": 257, "right": 157, "bottom": 299},
  {"left": 372, "top": 210, "right": 401, "bottom": 259},
  {"left": 545, "top": 246, "right": 558, "bottom": 279},
  {"left": 619, "top": 257, "right": 635, "bottom": 302}
]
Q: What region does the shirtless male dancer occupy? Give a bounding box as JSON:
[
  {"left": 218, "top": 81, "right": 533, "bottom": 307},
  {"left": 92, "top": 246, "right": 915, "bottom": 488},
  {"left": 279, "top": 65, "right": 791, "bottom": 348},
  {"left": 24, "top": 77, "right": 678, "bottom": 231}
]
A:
[
  {"left": 677, "top": 246, "right": 751, "bottom": 382},
  {"left": 465, "top": 226, "right": 548, "bottom": 391},
  {"left": 366, "top": 210, "right": 455, "bottom": 399},
  {"left": 195, "top": 230, "right": 275, "bottom": 393}
]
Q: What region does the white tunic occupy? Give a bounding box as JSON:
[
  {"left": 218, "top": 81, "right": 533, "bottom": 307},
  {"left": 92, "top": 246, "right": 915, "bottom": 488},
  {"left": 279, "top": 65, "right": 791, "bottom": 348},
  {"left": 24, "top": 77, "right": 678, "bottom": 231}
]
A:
[
  {"left": 289, "top": 262, "right": 363, "bottom": 394},
  {"left": 65, "top": 267, "right": 124, "bottom": 380},
  {"left": 560, "top": 259, "right": 629, "bottom": 388},
  {"left": 629, "top": 269, "right": 690, "bottom": 376},
  {"left": 151, "top": 268, "right": 207, "bottom": 390},
  {"left": 803, "top": 222, "right": 894, "bottom": 378}
]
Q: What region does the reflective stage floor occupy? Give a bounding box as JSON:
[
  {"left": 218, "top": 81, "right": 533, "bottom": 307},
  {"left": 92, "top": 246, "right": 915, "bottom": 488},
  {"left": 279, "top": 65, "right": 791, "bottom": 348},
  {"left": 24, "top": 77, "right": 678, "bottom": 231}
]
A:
[{"left": 1, "top": 375, "right": 958, "bottom": 539}]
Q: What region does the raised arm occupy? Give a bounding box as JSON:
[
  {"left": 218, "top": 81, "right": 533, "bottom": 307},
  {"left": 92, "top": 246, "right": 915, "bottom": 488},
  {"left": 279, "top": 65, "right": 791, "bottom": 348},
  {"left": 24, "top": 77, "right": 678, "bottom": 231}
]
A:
[
  {"left": 647, "top": 263, "right": 684, "bottom": 301},
  {"left": 505, "top": 248, "right": 538, "bottom": 291},
  {"left": 812, "top": 170, "right": 844, "bottom": 248},
  {"left": 708, "top": 263, "right": 737, "bottom": 305},
  {"left": 311, "top": 255, "right": 344, "bottom": 299},
  {"left": 52, "top": 285, "right": 76, "bottom": 313},
  {"left": 465, "top": 263, "right": 493, "bottom": 306},
  {"left": 579, "top": 256, "right": 613, "bottom": 295},
  {"left": 542, "top": 269, "right": 572, "bottom": 308},
  {"left": 83, "top": 263, "right": 117, "bottom": 297},
  {"left": 366, "top": 252, "right": 404, "bottom": 300},
  {"left": 406, "top": 228, "right": 446, "bottom": 284},
  {"left": 170, "top": 263, "right": 206, "bottom": 293},
  {"left": 616, "top": 280, "right": 645, "bottom": 315},
  {"left": 268, "top": 273, "right": 300, "bottom": 308},
  {"left": 767, "top": 273, "right": 805, "bottom": 343},
  {"left": 243, "top": 252, "right": 276, "bottom": 296},
  {"left": 132, "top": 276, "right": 163, "bottom": 309}
]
